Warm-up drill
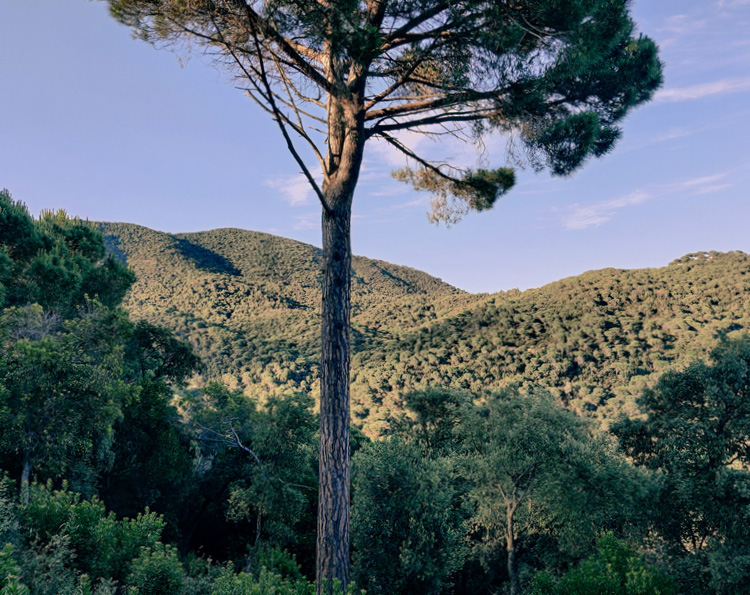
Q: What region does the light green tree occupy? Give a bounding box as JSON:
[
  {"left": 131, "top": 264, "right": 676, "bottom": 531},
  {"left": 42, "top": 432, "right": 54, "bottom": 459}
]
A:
[{"left": 461, "top": 388, "right": 641, "bottom": 595}]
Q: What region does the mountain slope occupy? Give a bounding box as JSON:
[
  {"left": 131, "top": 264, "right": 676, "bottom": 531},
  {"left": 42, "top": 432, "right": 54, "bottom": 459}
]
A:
[
  {"left": 100, "top": 223, "right": 750, "bottom": 434},
  {"left": 354, "top": 251, "right": 750, "bottom": 426}
]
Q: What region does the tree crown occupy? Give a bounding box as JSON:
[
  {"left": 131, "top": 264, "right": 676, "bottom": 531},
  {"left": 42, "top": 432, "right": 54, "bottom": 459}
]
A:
[{"left": 107, "top": 0, "right": 662, "bottom": 221}]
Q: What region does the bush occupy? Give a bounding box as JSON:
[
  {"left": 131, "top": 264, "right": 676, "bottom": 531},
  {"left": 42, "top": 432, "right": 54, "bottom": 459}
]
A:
[
  {"left": 127, "top": 544, "right": 185, "bottom": 595},
  {"left": 210, "top": 567, "right": 365, "bottom": 595},
  {"left": 0, "top": 544, "right": 29, "bottom": 595},
  {"left": 20, "top": 482, "right": 166, "bottom": 583},
  {"left": 531, "top": 533, "right": 675, "bottom": 595}
]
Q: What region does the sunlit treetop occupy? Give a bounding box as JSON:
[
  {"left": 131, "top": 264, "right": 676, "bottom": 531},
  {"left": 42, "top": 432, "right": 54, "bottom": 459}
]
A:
[{"left": 107, "top": 0, "right": 662, "bottom": 222}]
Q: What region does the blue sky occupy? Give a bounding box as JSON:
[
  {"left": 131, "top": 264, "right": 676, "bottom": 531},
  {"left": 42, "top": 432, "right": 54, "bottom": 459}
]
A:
[{"left": 1, "top": 0, "right": 749, "bottom": 293}]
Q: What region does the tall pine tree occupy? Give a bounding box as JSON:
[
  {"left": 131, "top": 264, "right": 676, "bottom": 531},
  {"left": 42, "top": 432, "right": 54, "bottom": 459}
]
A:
[{"left": 102, "top": 2, "right": 662, "bottom": 589}]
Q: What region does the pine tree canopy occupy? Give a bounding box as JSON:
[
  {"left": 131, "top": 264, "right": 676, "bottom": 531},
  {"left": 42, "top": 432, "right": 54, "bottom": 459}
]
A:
[{"left": 107, "top": 0, "right": 662, "bottom": 221}]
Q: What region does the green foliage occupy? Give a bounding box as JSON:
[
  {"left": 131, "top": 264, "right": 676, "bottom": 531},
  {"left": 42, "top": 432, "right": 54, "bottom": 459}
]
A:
[
  {"left": 613, "top": 337, "right": 750, "bottom": 594},
  {"left": 393, "top": 388, "right": 471, "bottom": 451},
  {"left": 19, "top": 482, "right": 165, "bottom": 583},
  {"left": 392, "top": 167, "right": 516, "bottom": 226},
  {"left": 127, "top": 544, "right": 185, "bottom": 595},
  {"left": 352, "top": 438, "right": 464, "bottom": 595},
  {"left": 7, "top": 193, "right": 750, "bottom": 594},
  {"left": 109, "top": 0, "right": 660, "bottom": 231},
  {"left": 246, "top": 546, "right": 304, "bottom": 583},
  {"left": 0, "top": 190, "right": 134, "bottom": 316},
  {"left": 182, "top": 384, "right": 318, "bottom": 562},
  {"left": 457, "top": 387, "right": 644, "bottom": 592},
  {"left": 210, "top": 567, "right": 313, "bottom": 595},
  {"left": 0, "top": 194, "right": 199, "bottom": 545},
  {"left": 0, "top": 544, "right": 29, "bottom": 595},
  {"left": 99, "top": 222, "right": 750, "bottom": 436},
  {"left": 0, "top": 310, "right": 130, "bottom": 495},
  {"left": 210, "top": 569, "right": 364, "bottom": 595},
  {"left": 531, "top": 533, "right": 674, "bottom": 595}
]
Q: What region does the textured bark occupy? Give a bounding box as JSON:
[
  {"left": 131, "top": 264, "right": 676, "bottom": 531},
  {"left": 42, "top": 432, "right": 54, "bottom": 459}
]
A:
[
  {"left": 244, "top": 513, "right": 263, "bottom": 572},
  {"left": 315, "top": 66, "right": 366, "bottom": 590},
  {"left": 316, "top": 199, "right": 353, "bottom": 594},
  {"left": 507, "top": 545, "right": 520, "bottom": 595}
]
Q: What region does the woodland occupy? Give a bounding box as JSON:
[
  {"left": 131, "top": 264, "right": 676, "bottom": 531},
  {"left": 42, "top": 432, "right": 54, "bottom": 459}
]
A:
[{"left": 1, "top": 190, "right": 750, "bottom": 594}]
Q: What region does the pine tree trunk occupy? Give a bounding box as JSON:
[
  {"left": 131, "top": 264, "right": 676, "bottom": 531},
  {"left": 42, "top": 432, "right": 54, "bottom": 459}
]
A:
[{"left": 316, "top": 198, "right": 353, "bottom": 594}]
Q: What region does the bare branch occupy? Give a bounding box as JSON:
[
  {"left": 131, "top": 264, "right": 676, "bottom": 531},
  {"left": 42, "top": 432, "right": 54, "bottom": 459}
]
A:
[
  {"left": 379, "top": 132, "right": 464, "bottom": 183},
  {"left": 370, "top": 106, "right": 501, "bottom": 135},
  {"left": 239, "top": 15, "right": 332, "bottom": 214},
  {"left": 224, "top": 0, "right": 331, "bottom": 92},
  {"left": 380, "top": 1, "right": 453, "bottom": 48},
  {"left": 228, "top": 422, "right": 266, "bottom": 477},
  {"left": 367, "top": 88, "right": 501, "bottom": 122}
]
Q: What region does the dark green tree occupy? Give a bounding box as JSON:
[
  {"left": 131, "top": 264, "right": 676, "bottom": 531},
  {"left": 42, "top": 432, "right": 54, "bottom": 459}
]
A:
[
  {"left": 613, "top": 337, "right": 750, "bottom": 594},
  {"left": 99, "top": 320, "right": 201, "bottom": 526},
  {"left": 185, "top": 384, "right": 319, "bottom": 568},
  {"left": 0, "top": 192, "right": 200, "bottom": 512},
  {"left": 0, "top": 308, "right": 132, "bottom": 503},
  {"left": 102, "top": 2, "right": 662, "bottom": 588},
  {"left": 0, "top": 191, "right": 134, "bottom": 316},
  {"left": 351, "top": 437, "right": 464, "bottom": 595}
]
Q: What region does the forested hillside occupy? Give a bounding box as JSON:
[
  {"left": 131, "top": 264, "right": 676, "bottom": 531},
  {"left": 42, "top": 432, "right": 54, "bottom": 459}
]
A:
[
  {"left": 101, "top": 223, "right": 750, "bottom": 433},
  {"left": 4, "top": 197, "right": 750, "bottom": 594}
]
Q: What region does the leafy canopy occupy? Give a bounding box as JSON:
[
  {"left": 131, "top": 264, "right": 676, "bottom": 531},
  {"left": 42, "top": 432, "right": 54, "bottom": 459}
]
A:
[{"left": 613, "top": 337, "right": 750, "bottom": 594}]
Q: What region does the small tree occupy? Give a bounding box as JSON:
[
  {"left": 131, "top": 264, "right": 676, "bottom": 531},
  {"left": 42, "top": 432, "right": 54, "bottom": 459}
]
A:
[
  {"left": 103, "top": 1, "right": 662, "bottom": 589},
  {"left": 351, "top": 437, "right": 464, "bottom": 595},
  {"left": 0, "top": 193, "right": 137, "bottom": 501},
  {"left": 186, "top": 384, "right": 318, "bottom": 566}
]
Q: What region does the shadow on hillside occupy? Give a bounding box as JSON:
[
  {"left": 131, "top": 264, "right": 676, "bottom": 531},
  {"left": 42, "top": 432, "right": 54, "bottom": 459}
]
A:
[
  {"left": 174, "top": 237, "right": 241, "bottom": 276},
  {"left": 102, "top": 235, "right": 128, "bottom": 265}
]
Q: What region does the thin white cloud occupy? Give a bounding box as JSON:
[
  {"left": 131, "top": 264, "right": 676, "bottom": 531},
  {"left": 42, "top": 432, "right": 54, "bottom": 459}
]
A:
[
  {"left": 562, "top": 191, "right": 650, "bottom": 231},
  {"left": 659, "top": 14, "right": 707, "bottom": 36},
  {"left": 693, "top": 183, "right": 734, "bottom": 195},
  {"left": 292, "top": 212, "right": 318, "bottom": 230},
  {"left": 650, "top": 129, "right": 696, "bottom": 143},
  {"left": 623, "top": 128, "right": 698, "bottom": 152},
  {"left": 654, "top": 77, "right": 750, "bottom": 103},
  {"left": 718, "top": 0, "right": 750, "bottom": 6},
  {"left": 265, "top": 174, "right": 315, "bottom": 207},
  {"left": 559, "top": 173, "right": 734, "bottom": 231},
  {"left": 669, "top": 173, "right": 729, "bottom": 192}
]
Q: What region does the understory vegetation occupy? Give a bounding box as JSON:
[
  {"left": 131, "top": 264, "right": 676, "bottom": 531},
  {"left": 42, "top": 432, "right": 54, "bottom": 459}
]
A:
[{"left": 2, "top": 191, "right": 750, "bottom": 593}]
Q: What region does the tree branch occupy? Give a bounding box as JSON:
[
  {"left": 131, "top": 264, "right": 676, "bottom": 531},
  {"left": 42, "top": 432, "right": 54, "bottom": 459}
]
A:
[
  {"left": 379, "top": 132, "right": 463, "bottom": 183},
  {"left": 239, "top": 15, "right": 333, "bottom": 214},
  {"left": 225, "top": 0, "right": 331, "bottom": 92}
]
